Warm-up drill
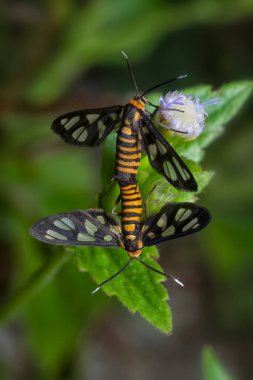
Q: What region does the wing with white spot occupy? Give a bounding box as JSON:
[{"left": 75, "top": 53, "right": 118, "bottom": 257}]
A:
[
  {"left": 52, "top": 106, "right": 123, "bottom": 146},
  {"left": 141, "top": 202, "right": 211, "bottom": 246},
  {"left": 29, "top": 209, "right": 122, "bottom": 247},
  {"left": 141, "top": 115, "right": 197, "bottom": 191}
]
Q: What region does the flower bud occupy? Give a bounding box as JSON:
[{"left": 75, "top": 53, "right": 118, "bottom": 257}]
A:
[{"left": 155, "top": 91, "right": 220, "bottom": 138}]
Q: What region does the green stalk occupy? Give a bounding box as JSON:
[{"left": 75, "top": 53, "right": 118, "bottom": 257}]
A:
[{"left": 0, "top": 253, "right": 71, "bottom": 326}]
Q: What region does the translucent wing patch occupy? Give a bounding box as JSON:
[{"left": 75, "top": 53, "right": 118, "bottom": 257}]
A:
[
  {"left": 30, "top": 209, "right": 122, "bottom": 247},
  {"left": 141, "top": 115, "right": 197, "bottom": 191},
  {"left": 141, "top": 202, "right": 211, "bottom": 246},
  {"left": 52, "top": 106, "right": 123, "bottom": 146}
]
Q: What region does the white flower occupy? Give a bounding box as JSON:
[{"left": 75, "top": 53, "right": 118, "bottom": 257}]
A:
[{"left": 155, "top": 91, "right": 220, "bottom": 138}]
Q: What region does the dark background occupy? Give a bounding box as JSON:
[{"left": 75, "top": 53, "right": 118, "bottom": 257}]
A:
[{"left": 0, "top": 1, "right": 252, "bottom": 379}]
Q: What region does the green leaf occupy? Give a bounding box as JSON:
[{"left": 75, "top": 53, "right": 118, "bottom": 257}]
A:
[
  {"left": 202, "top": 346, "right": 234, "bottom": 380},
  {"left": 76, "top": 246, "right": 172, "bottom": 333}
]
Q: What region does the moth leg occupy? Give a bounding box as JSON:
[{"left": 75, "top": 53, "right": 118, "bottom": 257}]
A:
[
  {"left": 152, "top": 106, "right": 186, "bottom": 134},
  {"left": 159, "top": 124, "right": 187, "bottom": 134},
  {"left": 112, "top": 193, "right": 121, "bottom": 214},
  {"left": 169, "top": 128, "right": 187, "bottom": 134},
  {"left": 145, "top": 184, "right": 157, "bottom": 219}
]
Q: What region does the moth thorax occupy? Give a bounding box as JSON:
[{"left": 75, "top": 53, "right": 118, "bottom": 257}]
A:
[
  {"left": 128, "top": 98, "right": 145, "bottom": 110},
  {"left": 123, "top": 116, "right": 139, "bottom": 131}
]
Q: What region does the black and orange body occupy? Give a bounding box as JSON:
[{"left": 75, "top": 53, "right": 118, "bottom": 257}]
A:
[
  {"left": 120, "top": 183, "right": 143, "bottom": 257},
  {"left": 115, "top": 100, "right": 144, "bottom": 184},
  {"left": 115, "top": 99, "right": 146, "bottom": 257}
]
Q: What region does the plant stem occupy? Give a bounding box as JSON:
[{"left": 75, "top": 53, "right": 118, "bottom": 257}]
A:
[{"left": 0, "top": 253, "right": 71, "bottom": 326}]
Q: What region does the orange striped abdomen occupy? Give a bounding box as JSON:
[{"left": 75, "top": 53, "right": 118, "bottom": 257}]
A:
[
  {"left": 120, "top": 184, "right": 143, "bottom": 258},
  {"left": 115, "top": 125, "right": 141, "bottom": 184}
]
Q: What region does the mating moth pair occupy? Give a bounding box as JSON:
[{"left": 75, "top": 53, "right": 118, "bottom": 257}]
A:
[{"left": 30, "top": 53, "right": 211, "bottom": 292}]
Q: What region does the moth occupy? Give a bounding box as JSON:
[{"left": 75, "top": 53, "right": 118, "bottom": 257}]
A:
[
  {"left": 52, "top": 52, "right": 197, "bottom": 191},
  {"left": 30, "top": 201, "right": 211, "bottom": 292}
]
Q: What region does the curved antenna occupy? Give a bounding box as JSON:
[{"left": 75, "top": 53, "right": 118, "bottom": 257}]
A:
[
  {"left": 91, "top": 258, "right": 133, "bottom": 294},
  {"left": 122, "top": 51, "right": 139, "bottom": 97},
  {"left": 147, "top": 100, "right": 184, "bottom": 113},
  {"left": 136, "top": 257, "right": 184, "bottom": 287},
  {"left": 141, "top": 74, "right": 187, "bottom": 98}
]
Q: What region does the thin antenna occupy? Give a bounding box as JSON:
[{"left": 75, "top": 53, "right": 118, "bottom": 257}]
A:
[
  {"left": 136, "top": 257, "right": 184, "bottom": 287},
  {"left": 141, "top": 74, "right": 187, "bottom": 98},
  {"left": 122, "top": 51, "right": 139, "bottom": 97},
  {"left": 91, "top": 258, "right": 133, "bottom": 294},
  {"left": 147, "top": 100, "right": 184, "bottom": 113}
]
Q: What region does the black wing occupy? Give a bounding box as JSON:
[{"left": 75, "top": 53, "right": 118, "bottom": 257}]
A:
[
  {"left": 52, "top": 105, "right": 123, "bottom": 146},
  {"left": 141, "top": 202, "right": 211, "bottom": 246},
  {"left": 140, "top": 114, "right": 197, "bottom": 191},
  {"left": 29, "top": 209, "right": 122, "bottom": 247}
]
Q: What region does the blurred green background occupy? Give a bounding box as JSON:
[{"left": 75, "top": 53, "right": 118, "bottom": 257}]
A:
[{"left": 0, "top": 1, "right": 252, "bottom": 379}]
